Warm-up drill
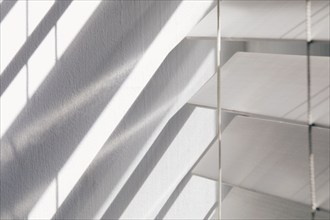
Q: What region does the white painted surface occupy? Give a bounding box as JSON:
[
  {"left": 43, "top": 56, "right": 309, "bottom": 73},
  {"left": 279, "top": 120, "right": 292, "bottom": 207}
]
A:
[
  {"left": 103, "top": 106, "right": 216, "bottom": 219},
  {"left": 1, "top": 0, "right": 27, "bottom": 73},
  {"left": 2, "top": 0, "right": 329, "bottom": 219},
  {"left": 161, "top": 175, "right": 217, "bottom": 220},
  {"left": 27, "top": 0, "right": 55, "bottom": 36},
  {"left": 188, "top": 0, "right": 330, "bottom": 41},
  {"left": 0, "top": 1, "right": 215, "bottom": 218},
  {"left": 0, "top": 67, "right": 27, "bottom": 137},
  {"left": 51, "top": 39, "right": 215, "bottom": 219}
]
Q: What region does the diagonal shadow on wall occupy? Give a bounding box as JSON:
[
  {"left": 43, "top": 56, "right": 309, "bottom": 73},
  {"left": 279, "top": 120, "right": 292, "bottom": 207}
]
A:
[
  {"left": 0, "top": 0, "right": 18, "bottom": 22},
  {"left": 0, "top": 1, "right": 182, "bottom": 218},
  {"left": 101, "top": 106, "right": 195, "bottom": 219},
  {"left": 52, "top": 38, "right": 215, "bottom": 219},
  {"left": 0, "top": 0, "right": 73, "bottom": 95},
  {"left": 155, "top": 173, "right": 193, "bottom": 219}
]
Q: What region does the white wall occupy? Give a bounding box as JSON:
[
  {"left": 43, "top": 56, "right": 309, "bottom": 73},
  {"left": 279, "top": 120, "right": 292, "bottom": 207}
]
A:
[{"left": 0, "top": 0, "right": 216, "bottom": 219}]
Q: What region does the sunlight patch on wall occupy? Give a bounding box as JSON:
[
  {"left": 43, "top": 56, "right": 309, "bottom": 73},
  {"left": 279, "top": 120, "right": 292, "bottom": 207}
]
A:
[
  {"left": 57, "top": 0, "right": 101, "bottom": 58},
  {"left": 26, "top": 1, "right": 214, "bottom": 219},
  {"left": 1, "top": 0, "right": 101, "bottom": 138},
  {"left": 28, "top": 179, "right": 57, "bottom": 220},
  {"left": 0, "top": 0, "right": 54, "bottom": 74},
  {"left": 27, "top": 28, "right": 55, "bottom": 97},
  {"left": 118, "top": 107, "right": 216, "bottom": 219},
  {"left": 28, "top": 0, "right": 54, "bottom": 36},
  {"left": 0, "top": 27, "right": 55, "bottom": 137},
  {"left": 25, "top": 60, "right": 132, "bottom": 220},
  {"left": 1, "top": 0, "right": 26, "bottom": 74},
  {"left": 0, "top": 66, "right": 27, "bottom": 137},
  {"left": 162, "top": 175, "right": 217, "bottom": 220}
]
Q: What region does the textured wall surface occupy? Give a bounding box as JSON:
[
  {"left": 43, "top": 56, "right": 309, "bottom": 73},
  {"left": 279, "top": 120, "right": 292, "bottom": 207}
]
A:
[
  {"left": 0, "top": 0, "right": 216, "bottom": 219},
  {"left": 53, "top": 39, "right": 216, "bottom": 219},
  {"left": 104, "top": 105, "right": 216, "bottom": 219}
]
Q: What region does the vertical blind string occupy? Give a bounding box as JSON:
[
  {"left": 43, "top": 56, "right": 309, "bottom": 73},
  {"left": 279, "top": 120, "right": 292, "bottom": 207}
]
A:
[
  {"left": 216, "top": 0, "right": 222, "bottom": 219},
  {"left": 306, "top": 0, "right": 317, "bottom": 219}
]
